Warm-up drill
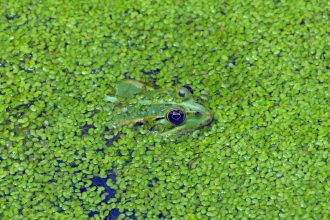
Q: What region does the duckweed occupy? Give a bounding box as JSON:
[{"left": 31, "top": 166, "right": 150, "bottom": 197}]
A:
[{"left": 1, "top": 0, "right": 329, "bottom": 219}]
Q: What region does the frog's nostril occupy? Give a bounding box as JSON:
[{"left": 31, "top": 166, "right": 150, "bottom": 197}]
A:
[{"left": 195, "top": 111, "right": 202, "bottom": 117}]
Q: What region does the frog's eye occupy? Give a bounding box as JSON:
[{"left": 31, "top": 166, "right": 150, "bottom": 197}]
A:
[
  {"left": 177, "top": 85, "right": 193, "bottom": 99},
  {"left": 166, "top": 109, "right": 186, "bottom": 126}
]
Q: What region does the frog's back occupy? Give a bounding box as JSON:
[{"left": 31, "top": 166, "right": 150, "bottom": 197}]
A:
[{"left": 115, "top": 80, "right": 148, "bottom": 98}]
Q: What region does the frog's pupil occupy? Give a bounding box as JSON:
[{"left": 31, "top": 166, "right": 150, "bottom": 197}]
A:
[{"left": 166, "top": 109, "right": 186, "bottom": 126}]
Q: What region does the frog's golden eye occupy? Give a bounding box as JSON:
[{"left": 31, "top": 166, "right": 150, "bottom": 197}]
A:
[
  {"left": 177, "top": 85, "right": 193, "bottom": 99},
  {"left": 166, "top": 109, "right": 186, "bottom": 126}
]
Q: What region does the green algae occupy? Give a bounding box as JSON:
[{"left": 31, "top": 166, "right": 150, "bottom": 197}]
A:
[{"left": 0, "top": 0, "right": 329, "bottom": 219}]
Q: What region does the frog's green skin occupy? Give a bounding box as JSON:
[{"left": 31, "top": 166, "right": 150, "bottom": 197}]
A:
[{"left": 105, "top": 80, "right": 212, "bottom": 135}]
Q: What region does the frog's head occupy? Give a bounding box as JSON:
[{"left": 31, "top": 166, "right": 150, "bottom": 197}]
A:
[
  {"left": 108, "top": 80, "right": 213, "bottom": 135},
  {"left": 149, "top": 85, "right": 213, "bottom": 135}
]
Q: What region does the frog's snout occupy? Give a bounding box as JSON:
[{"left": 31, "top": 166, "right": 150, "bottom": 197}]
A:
[
  {"left": 201, "top": 110, "right": 213, "bottom": 126},
  {"left": 194, "top": 103, "right": 213, "bottom": 126}
]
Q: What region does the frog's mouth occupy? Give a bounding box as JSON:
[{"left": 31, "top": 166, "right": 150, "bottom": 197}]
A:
[{"left": 154, "top": 116, "right": 166, "bottom": 121}]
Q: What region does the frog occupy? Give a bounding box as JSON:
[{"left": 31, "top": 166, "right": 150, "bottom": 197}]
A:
[{"left": 104, "top": 79, "right": 212, "bottom": 135}]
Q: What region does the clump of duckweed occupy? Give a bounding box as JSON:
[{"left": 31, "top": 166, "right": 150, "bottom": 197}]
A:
[{"left": 0, "top": 0, "right": 329, "bottom": 219}]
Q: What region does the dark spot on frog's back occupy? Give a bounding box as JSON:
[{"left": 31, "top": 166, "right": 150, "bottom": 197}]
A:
[{"left": 134, "top": 121, "right": 144, "bottom": 127}]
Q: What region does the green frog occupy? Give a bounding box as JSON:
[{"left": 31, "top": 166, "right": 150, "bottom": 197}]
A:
[{"left": 105, "top": 80, "right": 212, "bottom": 135}]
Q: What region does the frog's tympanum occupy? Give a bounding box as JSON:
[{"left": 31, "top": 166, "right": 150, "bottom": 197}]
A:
[{"left": 105, "top": 80, "right": 212, "bottom": 135}]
